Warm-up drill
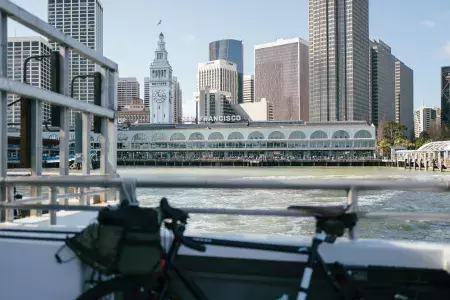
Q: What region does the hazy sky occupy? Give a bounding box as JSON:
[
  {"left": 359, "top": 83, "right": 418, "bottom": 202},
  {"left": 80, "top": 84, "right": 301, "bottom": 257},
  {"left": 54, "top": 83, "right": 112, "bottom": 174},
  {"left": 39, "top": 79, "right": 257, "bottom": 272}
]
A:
[{"left": 7, "top": 0, "right": 450, "bottom": 118}]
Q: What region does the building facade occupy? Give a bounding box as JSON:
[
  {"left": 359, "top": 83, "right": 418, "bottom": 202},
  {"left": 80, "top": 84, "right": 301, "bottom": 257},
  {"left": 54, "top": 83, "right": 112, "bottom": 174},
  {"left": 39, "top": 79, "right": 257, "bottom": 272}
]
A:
[
  {"left": 209, "top": 39, "right": 243, "bottom": 104},
  {"left": 48, "top": 0, "right": 103, "bottom": 127},
  {"left": 117, "top": 98, "right": 149, "bottom": 124},
  {"left": 172, "top": 76, "right": 183, "bottom": 124},
  {"left": 309, "top": 0, "right": 370, "bottom": 122},
  {"left": 195, "top": 88, "right": 239, "bottom": 123},
  {"left": 243, "top": 75, "right": 254, "bottom": 103},
  {"left": 254, "top": 38, "right": 309, "bottom": 121},
  {"left": 144, "top": 77, "right": 150, "bottom": 108},
  {"left": 239, "top": 98, "right": 274, "bottom": 121},
  {"left": 197, "top": 60, "right": 238, "bottom": 104},
  {"left": 441, "top": 66, "right": 450, "bottom": 126},
  {"left": 114, "top": 121, "right": 376, "bottom": 161},
  {"left": 395, "top": 61, "right": 414, "bottom": 139},
  {"left": 370, "top": 40, "right": 396, "bottom": 127},
  {"left": 149, "top": 33, "right": 173, "bottom": 124},
  {"left": 7, "top": 37, "right": 53, "bottom": 125},
  {"left": 117, "top": 77, "right": 140, "bottom": 109},
  {"left": 414, "top": 106, "right": 440, "bottom": 138}
]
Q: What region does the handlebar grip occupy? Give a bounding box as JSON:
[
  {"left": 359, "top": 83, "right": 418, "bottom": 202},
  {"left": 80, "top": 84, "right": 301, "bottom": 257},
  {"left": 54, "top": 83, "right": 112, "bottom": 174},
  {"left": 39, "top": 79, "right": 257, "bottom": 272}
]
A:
[
  {"left": 160, "top": 197, "right": 188, "bottom": 222},
  {"left": 181, "top": 236, "right": 206, "bottom": 252}
]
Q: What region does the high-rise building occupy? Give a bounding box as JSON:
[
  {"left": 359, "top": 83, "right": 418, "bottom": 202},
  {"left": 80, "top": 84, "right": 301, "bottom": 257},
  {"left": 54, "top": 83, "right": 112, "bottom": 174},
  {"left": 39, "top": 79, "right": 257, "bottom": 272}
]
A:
[
  {"left": 7, "top": 37, "right": 53, "bottom": 125},
  {"left": 395, "top": 61, "right": 414, "bottom": 139},
  {"left": 370, "top": 40, "right": 396, "bottom": 127},
  {"left": 197, "top": 60, "right": 238, "bottom": 104},
  {"left": 414, "top": 106, "right": 440, "bottom": 138},
  {"left": 117, "top": 77, "right": 140, "bottom": 109},
  {"left": 149, "top": 33, "right": 173, "bottom": 124},
  {"left": 309, "top": 0, "right": 370, "bottom": 122},
  {"left": 243, "top": 75, "right": 254, "bottom": 103},
  {"left": 441, "top": 66, "right": 450, "bottom": 126},
  {"left": 254, "top": 38, "right": 309, "bottom": 121},
  {"left": 195, "top": 88, "right": 245, "bottom": 124},
  {"left": 48, "top": 0, "right": 103, "bottom": 127},
  {"left": 209, "top": 39, "right": 243, "bottom": 104},
  {"left": 144, "top": 77, "right": 150, "bottom": 108},
  {"left": 172, "top": 76, "right": 182, "bottom": 123}
]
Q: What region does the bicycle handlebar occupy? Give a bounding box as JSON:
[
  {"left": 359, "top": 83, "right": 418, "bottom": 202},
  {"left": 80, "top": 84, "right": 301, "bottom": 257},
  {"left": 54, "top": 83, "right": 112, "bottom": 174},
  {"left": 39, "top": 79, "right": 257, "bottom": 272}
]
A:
[{"left": 160, "top": 198, "right": 206, "bottom": 253}]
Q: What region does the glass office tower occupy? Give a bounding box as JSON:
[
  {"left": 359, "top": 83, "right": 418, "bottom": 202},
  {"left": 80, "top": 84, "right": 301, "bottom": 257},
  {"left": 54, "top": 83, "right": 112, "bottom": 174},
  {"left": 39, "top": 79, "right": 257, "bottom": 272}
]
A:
[{"left": 209, "top": 39, "right": 243, "bottom": 104}]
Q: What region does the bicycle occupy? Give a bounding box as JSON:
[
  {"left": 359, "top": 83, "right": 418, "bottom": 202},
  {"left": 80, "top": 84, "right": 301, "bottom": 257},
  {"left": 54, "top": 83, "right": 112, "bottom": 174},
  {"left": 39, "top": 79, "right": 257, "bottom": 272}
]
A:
[
  {"left": 75, "top": 199, "right": 361, "bottom": 300},
  {"left": 75, "top": 198, "right": 209, "bottom": 300}
]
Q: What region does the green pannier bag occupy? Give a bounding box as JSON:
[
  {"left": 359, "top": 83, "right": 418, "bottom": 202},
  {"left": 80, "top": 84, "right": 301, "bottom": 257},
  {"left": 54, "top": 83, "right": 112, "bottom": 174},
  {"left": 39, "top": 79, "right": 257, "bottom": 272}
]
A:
[{"left": 56, "top": 204, "right": 164, "bottom": 276}]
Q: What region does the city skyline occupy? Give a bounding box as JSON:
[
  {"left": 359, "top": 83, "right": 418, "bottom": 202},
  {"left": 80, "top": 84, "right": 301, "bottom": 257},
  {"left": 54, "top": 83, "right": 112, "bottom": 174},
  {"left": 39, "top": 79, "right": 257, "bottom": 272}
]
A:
[{"left": 6, "top": 0, "right": 450, "bottom": 119}]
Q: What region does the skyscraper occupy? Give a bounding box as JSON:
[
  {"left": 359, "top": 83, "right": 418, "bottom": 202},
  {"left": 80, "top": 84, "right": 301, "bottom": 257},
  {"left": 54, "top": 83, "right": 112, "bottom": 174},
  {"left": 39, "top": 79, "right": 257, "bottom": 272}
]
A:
[
  {"left": 441, "top": 66, "right": 450, "bottom": 126},
  {"left": 144, "top": 77, "right": 150, "bottom": 108},
  {"left": 243, "top": 75, "right": 254, "bottom": 103},
  {"left": 309, "top": 0, "right": 370, "bottom": 122},
  {"left": 117, "top": 77, "right": 140, "bottom": 109},
  {"left": 395, "top": 61, "right": 414, "bottom": 139},
  {"left": 7, "top": 37, "right": 52, "bottom": 125},
  {"left": 48, "top": 0, "right": 103, "bottom": 127},
  {"left": 254, "top": 38, "right": 309, "bottom": 121},
  {"left": 149, "top": 33, "right": 173, "bottom": 124},
  {"left": 197, "top": 60, "right": 238, "bottom": 104},
  {"left": 414, "top": 106, "right": 440, "bottom": 138},
  {"left": 370, "top": 40, "right": 396, "bottom": 127},
  {"left": 172, "top": 76, "right": 182, "bottom": 123},
  {"left": 209, "top": 39, "right": 243, "bottom": 104}
]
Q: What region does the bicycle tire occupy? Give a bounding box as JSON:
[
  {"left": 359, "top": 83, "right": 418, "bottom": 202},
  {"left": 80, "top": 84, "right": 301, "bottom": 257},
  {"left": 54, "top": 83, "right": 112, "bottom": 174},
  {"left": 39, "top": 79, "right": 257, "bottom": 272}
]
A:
[{"left": 76, "top": 276, "right": 161, "bottom": 300}]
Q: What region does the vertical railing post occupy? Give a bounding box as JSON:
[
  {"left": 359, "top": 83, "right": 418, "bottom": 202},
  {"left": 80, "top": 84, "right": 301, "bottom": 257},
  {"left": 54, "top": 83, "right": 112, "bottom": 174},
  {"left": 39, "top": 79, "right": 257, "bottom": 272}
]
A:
[
  {"left": 82, "top": 112, "right": 91, "bottom": 205},
  {"left": 59, "top": 46, "right": 70, "bottom": 205},
  {"left": 6, "top": 186, "right": 15, "bottom": 223},
  {"left": 347, "top": 187, "right": 358, "bottom": 240},
  {"left": 0, "top": 12, "right": 8, "bottom": 221},
  {"left": 49, "top": 186, "right": 57, "bottom": 225}
]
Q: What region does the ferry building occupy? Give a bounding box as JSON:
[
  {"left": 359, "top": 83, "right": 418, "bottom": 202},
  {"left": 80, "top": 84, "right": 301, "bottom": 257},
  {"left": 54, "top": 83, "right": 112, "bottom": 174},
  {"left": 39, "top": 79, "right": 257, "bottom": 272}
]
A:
[{"left": 113, "top": 121, "right": 376, "bottom": 162}]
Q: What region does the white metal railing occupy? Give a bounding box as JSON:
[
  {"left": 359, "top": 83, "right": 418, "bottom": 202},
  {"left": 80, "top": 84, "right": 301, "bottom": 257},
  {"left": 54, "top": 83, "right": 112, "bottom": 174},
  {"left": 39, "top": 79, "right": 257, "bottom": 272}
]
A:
[
  {"left": 1, "top": 176, "right": 450, "bottom": 240},
  {"left": 0, "top": 0, "right": 119, "bottom": 220}
]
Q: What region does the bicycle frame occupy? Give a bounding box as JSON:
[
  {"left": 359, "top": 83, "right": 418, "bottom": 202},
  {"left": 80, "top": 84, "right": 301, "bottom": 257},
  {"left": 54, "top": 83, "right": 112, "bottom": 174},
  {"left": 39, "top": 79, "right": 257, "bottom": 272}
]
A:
[{"left": 187, "top": 227, "right": 354, "bottom": 299}]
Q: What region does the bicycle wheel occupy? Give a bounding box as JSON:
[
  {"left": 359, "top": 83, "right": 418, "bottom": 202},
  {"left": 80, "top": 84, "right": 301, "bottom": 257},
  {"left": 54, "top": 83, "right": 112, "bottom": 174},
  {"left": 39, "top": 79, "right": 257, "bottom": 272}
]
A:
[{"left": 76, "top": 276, "right": 161, "bottom": 300}]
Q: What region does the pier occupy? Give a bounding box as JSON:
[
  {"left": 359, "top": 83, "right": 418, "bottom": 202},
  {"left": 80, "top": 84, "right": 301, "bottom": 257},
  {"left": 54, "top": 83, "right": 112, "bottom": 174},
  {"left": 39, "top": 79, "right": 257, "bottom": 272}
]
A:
[{"left": 391, "top": 141, "right": 450, "bottom": 172}]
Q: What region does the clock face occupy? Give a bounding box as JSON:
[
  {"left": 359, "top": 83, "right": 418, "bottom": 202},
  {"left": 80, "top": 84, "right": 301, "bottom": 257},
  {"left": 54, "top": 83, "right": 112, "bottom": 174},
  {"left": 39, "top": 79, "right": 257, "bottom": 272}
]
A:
[{"left": 153, "top": 89, "right": 166, "bottom": 103}]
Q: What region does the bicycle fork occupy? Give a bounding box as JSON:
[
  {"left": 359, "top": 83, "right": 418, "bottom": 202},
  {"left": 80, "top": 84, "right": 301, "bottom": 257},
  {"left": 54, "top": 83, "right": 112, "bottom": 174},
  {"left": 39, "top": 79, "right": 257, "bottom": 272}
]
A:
[{"left": 296, "top": 232, "right": 325, "bottom": 300}]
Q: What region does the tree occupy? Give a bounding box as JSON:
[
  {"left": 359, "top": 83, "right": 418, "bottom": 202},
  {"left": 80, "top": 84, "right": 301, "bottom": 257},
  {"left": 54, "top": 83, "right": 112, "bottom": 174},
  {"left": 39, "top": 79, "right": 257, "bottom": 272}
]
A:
[
  {"left": 427, "top": 119, "right": 441, "bottom": 141},
  {"left": 378, "top": 121, "right": 408, "bottom": 146}
]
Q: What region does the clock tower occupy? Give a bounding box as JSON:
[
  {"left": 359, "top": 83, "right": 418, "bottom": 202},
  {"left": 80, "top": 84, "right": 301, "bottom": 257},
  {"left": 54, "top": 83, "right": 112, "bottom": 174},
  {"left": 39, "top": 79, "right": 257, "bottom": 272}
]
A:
[{"left": 149, "top": 33, "right": 173, "bottom": 123}]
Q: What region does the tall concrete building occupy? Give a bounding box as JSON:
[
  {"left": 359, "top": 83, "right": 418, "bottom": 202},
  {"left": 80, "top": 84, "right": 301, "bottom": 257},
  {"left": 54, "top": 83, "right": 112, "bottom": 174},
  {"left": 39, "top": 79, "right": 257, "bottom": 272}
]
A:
[
  {"left": 149, "top": 33, "right": 173, "bottom": 124},
  {"left": 254, "top": 38, "right": 309, "bottom": 121},
  {"left": 172, "top": 76, "right": 183, "bottom": 123},
  {"left": 48, "top": 0, "right": 103, "bottom": 127},
  {"left": 370, "top": 40, "right": 396, "bottom": 127},
  {"left": 243, "top": 75, "right": 254, "bottom": 103},
  {"left": 197, "top": 60, "right": 238, "bottom": 104},
  {"left": 414, "top": 106, "right": 440, "bottom": 138},
  {"left": 395, "top": 61, "right": 414, "bottom": 139},
  {"left": 7, "top": 37, "right": 53, "bottom": 125},
  {"left": 144, "top": 77, "right": 150, "bottom": 108},
  {"left": 117, "top": 77, "right": 140, "bottom": 109},
  {"left": 209, "top": 39, "right": 243, "bottom": 104},
  {"left": 441, "top": 66, "right": 450, "bottom": 126},
  {"left": 309, "top": 0, "right": 370, "bottom": 122}
]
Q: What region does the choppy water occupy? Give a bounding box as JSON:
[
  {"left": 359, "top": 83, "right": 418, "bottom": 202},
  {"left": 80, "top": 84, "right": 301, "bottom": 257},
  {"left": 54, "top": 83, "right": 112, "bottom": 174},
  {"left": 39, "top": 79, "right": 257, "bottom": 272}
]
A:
[{"left": 117, "top": 166, "right": 450, "bottom": 243}]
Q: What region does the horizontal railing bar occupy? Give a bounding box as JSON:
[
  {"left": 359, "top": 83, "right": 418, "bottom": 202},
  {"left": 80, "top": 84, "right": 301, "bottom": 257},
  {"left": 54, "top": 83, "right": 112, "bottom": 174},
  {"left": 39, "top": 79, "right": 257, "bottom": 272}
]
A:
[
  {"left": 2, "top": 177, "right": 450, "bottom": 192},
  {"left": 14, "top": 189, "right": 110, "bottom": 204},
  {"left": 0, "top": 203, "right": 449, "bottom": 222},
  {"left": 0, "top": 0, "right": 118, "bottom": 71},
  {"left": 0, "top": 78, "right": 115, "bottom": 118}
]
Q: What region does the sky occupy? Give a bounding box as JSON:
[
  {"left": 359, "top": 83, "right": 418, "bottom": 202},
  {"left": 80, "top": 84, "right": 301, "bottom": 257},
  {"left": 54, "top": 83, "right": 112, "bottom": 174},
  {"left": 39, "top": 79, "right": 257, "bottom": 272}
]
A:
[{"left": 7, "top": 0, "right": 450, "bottom": 118}]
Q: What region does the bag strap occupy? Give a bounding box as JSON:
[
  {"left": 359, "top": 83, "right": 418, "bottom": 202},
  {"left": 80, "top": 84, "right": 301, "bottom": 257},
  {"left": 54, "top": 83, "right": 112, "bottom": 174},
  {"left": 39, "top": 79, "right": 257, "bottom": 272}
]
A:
[{"left": 119, "top": 178, "right": 138, "bottom": 207}]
